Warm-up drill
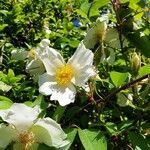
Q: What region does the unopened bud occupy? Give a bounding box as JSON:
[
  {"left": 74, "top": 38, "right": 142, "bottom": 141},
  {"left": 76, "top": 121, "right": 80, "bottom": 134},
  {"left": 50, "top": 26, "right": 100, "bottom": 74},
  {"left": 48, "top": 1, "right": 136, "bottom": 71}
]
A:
[
  {"left": 28, "top": 48, "right": 37, "bottom": 59},
  {"left": 117, "top": 93, "right": 130, "bottom": 107},
  {"left": 131, "top": 52, "right": 141, "bottom": 76},
  {"left": 39, "top": 39, "right": 50, "bottom": 48}
]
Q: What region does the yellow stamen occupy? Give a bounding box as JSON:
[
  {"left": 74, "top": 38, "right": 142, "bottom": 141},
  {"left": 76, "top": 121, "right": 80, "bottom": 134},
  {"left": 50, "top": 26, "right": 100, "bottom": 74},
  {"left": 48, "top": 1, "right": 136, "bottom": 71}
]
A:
[
  {"left": 19, "top": 131, "right": 35, "bottom": 150},
  {"left": 55, "top": 64, "right": 74, "bottom": 87},
  {"left": 28, "top": 49, "right": 37, "bottom": 59}
]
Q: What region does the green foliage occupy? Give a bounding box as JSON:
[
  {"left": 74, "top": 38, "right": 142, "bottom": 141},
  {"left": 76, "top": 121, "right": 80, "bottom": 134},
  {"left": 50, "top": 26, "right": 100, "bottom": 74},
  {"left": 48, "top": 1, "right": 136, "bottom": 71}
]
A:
[
  {"left": 78, "top": 129, "right": 107, "bottom": 150},
  {"left": 110, "top": 71, "right": 129, "bottom": 87},
  {"left": 0, "top": 96, "right": 12, "bottom": 109},
  {"left": 0, "top": 0, "right": 150, "bottom": 149}
]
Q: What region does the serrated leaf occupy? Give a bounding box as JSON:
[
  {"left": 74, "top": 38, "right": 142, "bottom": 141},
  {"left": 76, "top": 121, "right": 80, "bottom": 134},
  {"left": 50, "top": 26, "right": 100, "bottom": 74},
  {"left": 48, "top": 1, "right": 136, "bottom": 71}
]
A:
[{"left": 78, "top": 129, "right": 107, "bottom": 150}]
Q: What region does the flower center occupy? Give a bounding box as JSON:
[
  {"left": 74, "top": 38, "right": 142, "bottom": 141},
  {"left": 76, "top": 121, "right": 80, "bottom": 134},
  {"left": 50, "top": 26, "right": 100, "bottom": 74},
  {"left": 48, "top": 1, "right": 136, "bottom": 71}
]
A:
[
  {"left": 28, "top": 49, "right": 37, "bottom": 59},
  {"left": 19, "top": 131, "right": 35, "bottom": 150},
  {"left": 55, "top": 64, "right": 74, "bottom": 86}
]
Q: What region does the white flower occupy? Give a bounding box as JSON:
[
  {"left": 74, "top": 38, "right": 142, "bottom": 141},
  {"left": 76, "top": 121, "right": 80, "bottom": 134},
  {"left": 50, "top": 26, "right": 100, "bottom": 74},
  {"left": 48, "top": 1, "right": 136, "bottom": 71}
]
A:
[
  {"left": 0, "top": 103, "right": 69, "bottom": 150},
  {"left": 26, "top": 39, "right": 50, "bottom": 77},
  {"left": 39, "top": 42, "right": 95, "bottom": 106},
  {"left": 83, "top": 18, "right": 107, "bottom": 49},
  {"left": 11, "top": 39, "right": 51, "bottom": 80}
]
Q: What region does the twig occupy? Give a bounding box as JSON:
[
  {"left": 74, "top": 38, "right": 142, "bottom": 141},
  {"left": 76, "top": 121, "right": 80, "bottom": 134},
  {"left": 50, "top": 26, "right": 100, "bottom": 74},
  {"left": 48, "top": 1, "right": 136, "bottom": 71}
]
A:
[
  {"left": 97, "top": 74, "right": 150, "bottom": 103},
  {"left": 80, "top": 74, "right": 150, "bottom": 110}
]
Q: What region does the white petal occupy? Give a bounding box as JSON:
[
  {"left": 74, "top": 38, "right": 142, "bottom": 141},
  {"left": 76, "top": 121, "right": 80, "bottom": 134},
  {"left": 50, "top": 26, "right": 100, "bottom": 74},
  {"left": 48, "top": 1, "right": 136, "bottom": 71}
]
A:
[
  {"left": 68, "top": 42, "right": 95, "bottom": 87},
  {"left": 68, "top": 42, "right": 94, "bottom": 70},
  {"left": 39, "top": 39, "right": 50, "bottom": 48},
  {"left": 73, "top": 67, "right": 96, "bottom": 87},
  {"left": 0, "top": 124, "right": 16, "bottom": 149},
  {"left": 31, "top": 118, "right": 69, "bottom": 148},
  {"left": 11, "top": 49, "right": 28, "bottom": 60},
  {"left": 40, "top": 47, "right": 64, "bottom": 75},
  {"left": 83, "top": 20, "right": 107, "bottom": 49},
  {"left": 26, "top": 59, "right": 45, "bottom": 75},
  {"left": 38, "top": 73, "right": 56, "bottom": 95},
  {"left": 0, "top": 103, "right": 40, "bottom": 132},
  {"left": 50, "top": 84, "right": 76, "bottom": 106}
]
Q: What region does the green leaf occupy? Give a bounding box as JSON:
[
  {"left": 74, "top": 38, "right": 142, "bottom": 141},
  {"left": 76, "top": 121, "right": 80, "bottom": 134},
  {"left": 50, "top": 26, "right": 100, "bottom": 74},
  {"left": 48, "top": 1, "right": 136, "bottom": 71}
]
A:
[
  {"left": 76, "top": 1, "right": 91, "bottom": 18},
  {"left": 7, "top": 69, "right": 15, "bottom": 78},
  {"left": 117, "top": 93, "right": 129, "bottom": 107},
  {"left": 68, "top": 39, "right": 80, "bottom": 48},
  {"left": 0, "top": 24, "right": 8, "bottom": 31},
  {"left": 110, "top": 71, "right": 129, "bottom": 87},
  {"left": 105, "top": 122, "right": 118, "bottom": 136},
  {"left": 78, "top": 129, "right": 107, "bottom": 150},
  {"left": 126, "top": 33, "right": 150, "bottom": 57},
  {"left": 118, "top": 120, "right": 133, "bottom": 131},
  {"left": 53, "top": 106, "right": 66, "bottom": 123},
  {"left": 24, "top": 101, "right": 33, "bottom": 107},
  {"left": 33, "top": 94, "right": 48, "bottom": 110},
  {"left": 0, "top": 96, "right": 12, "bottom": 109},
  {"left": 89, "top": 0, "right": 109, "bottom": 17},
  {"left": 63, "top": 128, "right": 77, "bottom": 150},
  {"left": 0, "top": 81, "right": 12, "bottom": 92},
  {"left": 138, "top": 64, "right": 150, "bottom": 77},
  {"left": 128, "top": 132, "right": 150, "bottom": 150}
]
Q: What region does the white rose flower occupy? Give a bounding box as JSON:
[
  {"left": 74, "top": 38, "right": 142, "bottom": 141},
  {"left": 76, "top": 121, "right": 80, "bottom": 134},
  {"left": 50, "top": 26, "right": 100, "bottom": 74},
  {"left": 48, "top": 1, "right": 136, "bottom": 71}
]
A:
[
  {"left": 83, "top": 18, "right": 107, "bottom": 49},
  {"left": 0, "top": 103, "right": 69, "bottom": 150},
  {"left": 11, "top": 39, "right": 51, "bottom": 80},
  {"left": 39, "top": 42, "right": 95, "bottom": 106},
  {"left": 26, "top": 39, "right": 50, "bottom": 77}
]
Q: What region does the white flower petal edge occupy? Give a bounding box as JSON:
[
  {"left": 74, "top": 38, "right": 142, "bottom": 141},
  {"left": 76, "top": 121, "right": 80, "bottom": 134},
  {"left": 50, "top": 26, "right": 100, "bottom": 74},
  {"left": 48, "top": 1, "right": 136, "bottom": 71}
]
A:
[
  {"left": 39, "top": 73, "right": 56, "bottom": 95},
  {"left": 39, "top": 47, "right": 64, "bottom": 75},
  {"left": 26, "top": 59, "right": 45, "bottom": 75},
  {"left": 68, "top": 42, "right": 94, "bottom": 68},
  {"left": 11, "top": 49, "right": 28, "bottom": 60},
  {"left": 39, "top": 73, "right": 76, "bottom": 106},
  {"left": 31, "top": 118, "right": 69, "bottom": 148},
  {"left": 0, "top": 103, "right": 40, "bottom": 132},
  {"left": 50, "top": 84, "right": 76, "bottom": 106},
  {"left": 0, "top": 124, "right": 17, "bottom": 149},
  {"left": 68, "top": 42, "right": 96, "bottom": 86},
  {"left": 83, "top": 19, "right": 107, "bottom": 49},
  {"left": 0, "top": 103, "right": 69, "bottom": 149}
]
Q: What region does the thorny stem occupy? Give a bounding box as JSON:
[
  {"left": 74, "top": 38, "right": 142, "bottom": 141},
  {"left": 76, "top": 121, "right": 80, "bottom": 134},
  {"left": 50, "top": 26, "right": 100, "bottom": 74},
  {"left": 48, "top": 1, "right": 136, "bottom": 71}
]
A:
[
  {"left": 98, "top": 74, "right": 150, "bottom": 102},
  {"left": 80, "top": 74, "right": 150, "bottom": 111},
  {"left": 110, "top": 0, "right": 128, "bottom": 65}
]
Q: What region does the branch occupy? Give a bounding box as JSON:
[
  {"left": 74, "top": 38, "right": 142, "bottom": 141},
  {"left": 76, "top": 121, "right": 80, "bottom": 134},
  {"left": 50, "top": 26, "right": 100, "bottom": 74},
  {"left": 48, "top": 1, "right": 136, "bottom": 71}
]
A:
[
  {"left": 98, "top": 74, "right": 150, "bottom": 102},
  {"left": 80, "top": 74, "right": 150, "bottom": 110}
]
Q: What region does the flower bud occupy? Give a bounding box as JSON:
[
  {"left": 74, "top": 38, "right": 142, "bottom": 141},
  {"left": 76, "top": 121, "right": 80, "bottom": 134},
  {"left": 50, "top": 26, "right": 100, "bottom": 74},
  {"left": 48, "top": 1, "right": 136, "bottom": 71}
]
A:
[
  {"left": 117, "top": 93, "right": 130, "bottom": 107},
  {"left": 39, "top": 39, "right": 50, "bottom": 48},
  {"left": 131, "top": 52, "right": 141, "bottom": 76}
]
